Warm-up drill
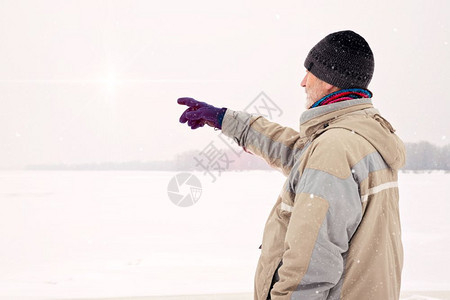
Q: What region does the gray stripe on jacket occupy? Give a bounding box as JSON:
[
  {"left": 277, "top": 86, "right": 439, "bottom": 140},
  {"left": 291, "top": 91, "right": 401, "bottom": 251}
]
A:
[
  {"left": 351, "top": 151, "right": 390, "bottom": 184},
  {"left": 289, "top": 168, "right": 362, "bottom": 299}
]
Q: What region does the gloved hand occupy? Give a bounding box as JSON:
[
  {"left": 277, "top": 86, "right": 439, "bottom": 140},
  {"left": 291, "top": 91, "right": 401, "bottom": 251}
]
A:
[{"left": 177, "top": 97, "right": 227, "bottom": 130}]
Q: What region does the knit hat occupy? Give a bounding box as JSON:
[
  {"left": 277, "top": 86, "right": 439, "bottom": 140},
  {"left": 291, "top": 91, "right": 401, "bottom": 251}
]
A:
[{"left": 304, "top": 30, "right": 374, "bottom": 89}]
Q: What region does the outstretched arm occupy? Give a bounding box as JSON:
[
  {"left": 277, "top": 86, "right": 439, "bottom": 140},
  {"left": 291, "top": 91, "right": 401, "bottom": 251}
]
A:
[{"left": 177, "top": 97, "right": 306, "bottom": 176}]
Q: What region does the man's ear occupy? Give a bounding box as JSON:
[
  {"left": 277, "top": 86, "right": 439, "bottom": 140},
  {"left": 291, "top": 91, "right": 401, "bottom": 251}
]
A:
[{"left": 324, "top": 82, "right": 340, "bottom": 94}]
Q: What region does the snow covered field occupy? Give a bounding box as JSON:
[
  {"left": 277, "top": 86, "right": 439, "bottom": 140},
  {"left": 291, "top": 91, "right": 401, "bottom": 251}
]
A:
[{"left": 0, "top": 170, "right": 449, "bottom": 299}]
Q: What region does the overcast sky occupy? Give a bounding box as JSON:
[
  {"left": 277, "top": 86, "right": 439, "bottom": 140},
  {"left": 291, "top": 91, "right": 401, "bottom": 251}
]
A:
[{"left": 0, "top": 0, "right": 449, "bottom": 169}]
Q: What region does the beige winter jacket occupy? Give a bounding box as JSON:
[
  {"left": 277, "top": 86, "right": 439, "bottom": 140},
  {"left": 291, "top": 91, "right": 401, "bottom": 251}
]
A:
[{"left": 221, "top": 98, "right": 406, "bottom": 300}]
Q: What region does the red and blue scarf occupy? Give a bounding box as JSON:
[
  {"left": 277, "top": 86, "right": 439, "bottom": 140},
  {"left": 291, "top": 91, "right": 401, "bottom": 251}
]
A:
[{"left": 311, "top": 88, "right": 372, "bottom": 108}]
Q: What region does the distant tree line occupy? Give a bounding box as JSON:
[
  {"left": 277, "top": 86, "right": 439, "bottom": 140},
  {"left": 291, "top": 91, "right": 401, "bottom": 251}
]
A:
[
  {"left": 404, "top": 142, "right": 450, "bottom": 170},
  {"left": 26, "top": 141, "right": 450, "bottom": 171}
]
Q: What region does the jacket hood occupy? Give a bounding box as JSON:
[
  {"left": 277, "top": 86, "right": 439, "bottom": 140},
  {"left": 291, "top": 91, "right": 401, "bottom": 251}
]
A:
[{"left": 299, "top": 99, "right": 406, "bottom": 170}]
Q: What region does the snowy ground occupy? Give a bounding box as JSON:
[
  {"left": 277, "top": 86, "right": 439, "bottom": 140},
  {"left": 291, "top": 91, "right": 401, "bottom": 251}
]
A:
[{"left": 0, "top": 170, "right": 449, "bottom": 299}]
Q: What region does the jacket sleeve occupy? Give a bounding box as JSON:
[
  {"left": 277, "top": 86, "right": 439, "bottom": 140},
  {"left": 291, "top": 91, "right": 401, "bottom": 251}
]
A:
[
  {"left": 221, "top": 108, "right": 307, "bottom": 176},
  {"left": 270, "top": 136, "right": 363, "bottom": 299}
]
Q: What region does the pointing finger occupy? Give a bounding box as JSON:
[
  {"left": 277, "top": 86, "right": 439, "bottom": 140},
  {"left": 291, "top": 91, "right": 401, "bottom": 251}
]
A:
[{"left": 177, "top": 97, "right": 202, "bottom": 108}]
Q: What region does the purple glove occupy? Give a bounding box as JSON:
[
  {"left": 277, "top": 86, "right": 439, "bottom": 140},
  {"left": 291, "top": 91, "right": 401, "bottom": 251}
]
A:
[{"left": 177, "top": 97, "right": 227, "bottom": 130}]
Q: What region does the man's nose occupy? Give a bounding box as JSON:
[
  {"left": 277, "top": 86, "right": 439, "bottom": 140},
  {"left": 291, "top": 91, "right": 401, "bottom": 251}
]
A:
[{"left": 300, "top": 74, "right": 307, "bottom": 87}]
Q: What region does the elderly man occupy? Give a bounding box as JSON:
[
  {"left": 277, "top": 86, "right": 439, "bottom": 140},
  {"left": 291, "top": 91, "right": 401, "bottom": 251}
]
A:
[{"left": 178, "top": 30, "right": 405, "bottom": 300}]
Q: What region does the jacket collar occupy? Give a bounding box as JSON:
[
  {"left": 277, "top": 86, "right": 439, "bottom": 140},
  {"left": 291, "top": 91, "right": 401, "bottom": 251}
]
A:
[
  {"left": 299, "top": 98, "right": 374, "bottom": 138},
  {"left": 300, "top": 98, "right": 373, "bottom": 124}
]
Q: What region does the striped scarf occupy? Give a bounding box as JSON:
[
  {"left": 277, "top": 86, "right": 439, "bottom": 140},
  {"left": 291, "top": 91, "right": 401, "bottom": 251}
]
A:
[{"left": 311, "top": 88, "right": 373, "bottom": 108}]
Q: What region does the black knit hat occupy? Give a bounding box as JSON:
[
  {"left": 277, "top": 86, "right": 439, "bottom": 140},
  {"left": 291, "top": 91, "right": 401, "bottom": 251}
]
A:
[{"left": 304, "top": 30, "right": 374, "bottom": 89}]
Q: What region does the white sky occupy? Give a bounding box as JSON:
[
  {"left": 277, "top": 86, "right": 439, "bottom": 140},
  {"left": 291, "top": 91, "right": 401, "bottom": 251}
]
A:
[{"left": 0, "top": 0, "right": 449, "bottom": 169}]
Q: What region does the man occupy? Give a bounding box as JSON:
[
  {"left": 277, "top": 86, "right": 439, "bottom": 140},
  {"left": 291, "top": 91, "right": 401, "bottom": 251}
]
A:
[{"left": 177, "top": 30, "right": 405, "bottom": 300}]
